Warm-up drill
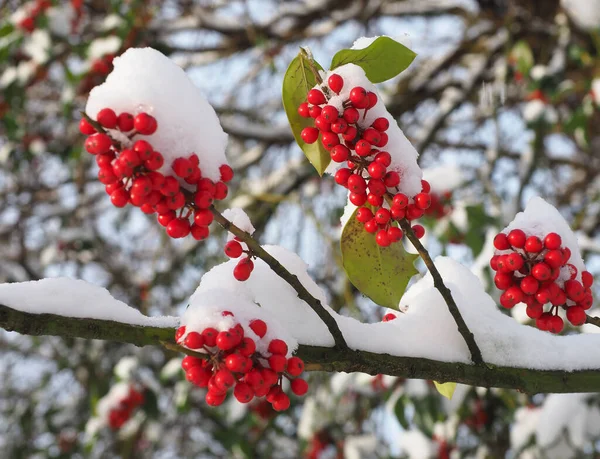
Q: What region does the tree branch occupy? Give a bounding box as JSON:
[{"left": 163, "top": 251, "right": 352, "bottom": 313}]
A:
[
  {"left": 209, "top": 206, "right": 349, "bottom": 350},
  {"left": 2, "top": 302, "right": 599, "bottom": 394},
  {"left": 399, "top": 219, "right": 484, "bottom": 365},
  {"left": 586, "top": 315, "right": 600, "bottom": 329}
]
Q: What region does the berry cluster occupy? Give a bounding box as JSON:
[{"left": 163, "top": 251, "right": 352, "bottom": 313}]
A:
[
  {"left": 176, "top": 314, "right": 307, "bottom": 411},
  {"left": 107, "top": 385, "right": 145, "bottom": 430},
  {"left": 80, "top": 108, "right": 233, "bottom": 239},
  {"left": 17, "top": 0, "right": 51, "bottom": 33},
  {"left": 297, "top": 74, "right": 431, "bottom": 246},
  {"left": 424, "top": 191, "right": 453, "bottom": 220},
  {"left": 491, "top": 230, "right": 594, "bottom": 333},
  {"left": 224, "top": 238, "right": 255, "bottom": 281}
]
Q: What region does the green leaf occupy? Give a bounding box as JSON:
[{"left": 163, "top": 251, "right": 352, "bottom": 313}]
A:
[
  {"left": 341, "top": 207, "right": 418, "bottom": 309},
  {"left": 394, "top": 395, "right": 410, "bottom": 429},
  {"left": 330, "top": 36, "right": 416, "bottom": 83},
  {"left": 282, "top": 50, "right": 330, "bottom": 175},
  {"left": 511, "top": 41, "right": 534, "bottom": 75},
  {"left": 433, "top": 381, "right": 457, "bottom": 400}
]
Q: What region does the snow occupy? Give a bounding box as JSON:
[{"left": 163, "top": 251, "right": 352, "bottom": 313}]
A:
[
  {"left": 523, "top": 99, "right": 546, "bottom": 122},
  {"left": 322, "top": 64, "right": 423, "bottom": 198},
  {"left": 400, "top": 429, "right": 435, "bottom": 459},
  {"left": 182, "top": 288, "right": 298, "bottom": 357},
  {"left": 592, "top": 79, "right": 600, "bottom": 106},
  {"left": 561, "top": 0, "right": 600, "bottom": 30},
  {"left": 87, "top": 36, "right": 122, "bottom": 61},
  {"left": 23, "top": 30, "right": 51, "bottom": 64},
  {"left": 222, "top": 207, "right": 255, "bottom": 241},
  {"left": 114, "top": 356, "right": 139, "bottom": 381},
  {"left": 0, "top": 278, "right": 177, "bottom": 328},
  {"left": 96, "top": 381, "right": 130, "bottom": 421},
  {"left": 422, "top": 165, "right": 463, "bottom": 194},
  {"left": 47, "top": 5, "right": 75, "bottom": 36},
  {"left": 86, "top": 47, "right": 229, "bottom": 182}
]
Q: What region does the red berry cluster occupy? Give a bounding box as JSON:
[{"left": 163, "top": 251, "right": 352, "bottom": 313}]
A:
[
  {"left": 176, "top": 314, "right": 308, "bottom": 411},
  {"left": 424, "top": 191, "right": 453, "bottom": 219},
  {"left": 491, "top": 230, "right": 594, "bottom": 333},
  {"left": 17, "top": 0, "right": 51, "bottom": 33},
  {"left": 80, "top": 108, "right": 234, "bottom": 239},
  {"left": 224, "top": 238, "right": 255, "bottom": 281},
  {"left": 107, "top": 385, "right": 145, "bottom": 430},
  {"left": 297, "top": 74, "right": 431, "bottom": 247}
]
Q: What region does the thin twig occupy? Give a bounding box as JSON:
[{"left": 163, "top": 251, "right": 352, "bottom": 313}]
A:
[
  {"left": 210, "top": 206, "right": 348, "bottom": 350},
  {"left": 585, "top": 315, "right": 600, "bottom": 329},
  {"left": 399, "top": 219, "right": 484, "bottom": 365}
]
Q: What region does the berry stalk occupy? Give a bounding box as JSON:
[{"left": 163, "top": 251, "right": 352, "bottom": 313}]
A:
[{"left": 210, "top": 206, "right": 349, "bottom": 350}]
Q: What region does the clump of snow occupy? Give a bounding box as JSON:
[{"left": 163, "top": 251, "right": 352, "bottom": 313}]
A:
[
  {"left": 86, "top": 47, "right": 229, "bottom": 182},
  {"left": 46, "top": 4, "right": 75, "bottom": 36},
  {"left": 511, "top": 406, "right": 540, "bottom": 451},
  {"left": 322, "top": 64, "right": 423, "bottom": 197},
  {"left": 351, "top": 34, "right": 412, "bottom": 50},
  {"left": 499, "top": 197, "right": 586, "bottom": 286},
  {"left": 114, "top": 356, "right": 139, "bottom": 381},
  {"left": 182, "top": 288, "right": 297, "bottom": 357},
  {"left": 592, "top": 79, "right": 600, "bottom": 106},
  {"left": 0, "top": 278, "right": 177, "bottom": 328},
  {"left": 561, "top": 0, "right": 600, "bottom": 30},
  {"left": 95, "top": 382, "right": 131, "bottom": 421},
  {"left": 422, "top": 165, "right": 463, "bottom": 194},
  {"left": 23, "top": 30, "right": 51, "bottom": 64},
  {"left": 400, "top": 429, "right": 435, "bottom": 459},
  {"left": 222, "top": 208, "right": 255, "bottom": 243}
]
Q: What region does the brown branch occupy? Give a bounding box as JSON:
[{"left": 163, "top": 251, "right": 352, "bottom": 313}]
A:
[
  {"left": 3, "top": 302, "right": 600, "bottom": 394},
  {"left": 586, "top": 315, "right": 600, "bottom": 329},
  {"left": 399, "top": 219, "right": 484, "bottom": 365},
  {"left": 210, "top": 206, "right": 349, "bottom": 350}
]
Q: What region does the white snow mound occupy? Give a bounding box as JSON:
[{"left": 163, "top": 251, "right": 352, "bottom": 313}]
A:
[{"left": 86, "top": 47, "right": 229, "bottom": 181}]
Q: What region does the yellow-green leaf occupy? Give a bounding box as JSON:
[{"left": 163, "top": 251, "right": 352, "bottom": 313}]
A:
[
  {"left": 282, "top": 50, "right": 330, "bottom": 175},
  {"left": 330, "top": 36, "right": 416, "bottom": 83},
  {"left": 433, "top": 381, "right": 457, "bottom": 400},
  {"left": 341, "top": 207, "right": 418, "bottom": 309}
]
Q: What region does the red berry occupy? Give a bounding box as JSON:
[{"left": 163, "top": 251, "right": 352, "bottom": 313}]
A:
[
  {"left": 330, "top": 144, "right": 349, "bottom": 162},
  {"left": 343, "top": 107, "right": 359, "bottom": 124},
  {"left": 544, "top": 232, "right": 562, "bottom": 250},
  {"left": 414, "top": 193, "right": 431, "bottom": 210},
  {"left": 372, "top": 117, "right": 389, "bottom": 132},
  {"left": 216, "top": 331, "right": 238, "bottom": 351},
  {"left": 421, "top": 180, "right": 431, "bottom": 193},
  {"left": 184, "top": 331, "right": 205, "bottom": 349},
  {"left": 349, "top": 192, "right": 367, "bottom": 206},
  {"left": 309, "top": 105, "right": 321, "bottom": 118},
  {"left": 98, "top": 167, "right": 117, "bottom": 184},
  {"left": 249, "top": 319, "right": 267, "bottom": 338},
  {"left": 376, "top": 230, "right": 390, "bottom": 247},
  {"left": 238, "top": 337, "right": 256, "bottom": 357},
  {"left": 567, "top": 306, "right": 586, "bottom": 326},
  {"left": 206, "top": 390, "right": 227, "bottom": 406},
  {"left": 393, "top": 193, "right": 409, "bottom": 209},
  {"left": 500, "top": 286, "right": 523, "bottom": 308},
  {"left": 157, "top": 211, "right": 176, "bottom": 227},
  {"left": 355, "top": 139, "right": 372, "bottom": 157},
  {"left": 268, "top": 354, "right": 287, "bottom": 372},
  {"left": 368, "top": 178, "right": 386, "bottom": 196},
  {"left": 166, "top": 192, "right": 185, "bottom": 210},
  {"left": 85, "top": 133, "right": 112, "bottom": 155},
  {"left": 494, "top": 272, "right": 513, "bottom": 290},
  {"left": 181, "top": 355, "right": 202, "bottom": 371},
  {"left": 374, "top": 151, "right": 391, "bottom": 167},
  {"left": 194, "top": 190, "right": 214, "bottom": 209},
  {"left": 366, "top": 92, "right": 377, "bottom": 108},
  {"left": 233, "top": 257, "right": 254, "bottom": 281},
  {"left": 79, "top": 118, "right": 96, "bottom": 135},
  {"left": 328, "top": 74, "right": 344, "bottom": 93},
  {"left": 356, "top": 207, "right": 374, "bottom": 223},
  {"left": 364, "top": 219, "right": 378, "bottom": 233},
  {"left": 272, "top": 392, "right": 291, "bottom": 411},
  {"left": 225, "top": 240, "right": 243, "bottom": 258},
  {"left": 565, "top": 279, "right": 584, "bottom": 302},
  {"left": 117, "top": 112, "right": 134, "bottom": 132},
  {"left": 349, "top": 87, "right": 368, "bottom": 108},
  {"left": 548, "top": 315, "right": 564, "bottom": 334},
  {"left": 134, "top": 113, "right": 157, "bottom": 135},
  {"left": 301, "top": 127, "right": 319, "bottom": 144},
  {"left": 166, "top": 218, "right": 190, "bottom": 238},
  {"left": 110, "top": 188, "right": 129, "bottom": 208},
  {"left": 186, "top": 366, "right": 211, "bottom": 387},
  {"left": 297, "top": 102, "right": 310, "bottom": 117},
  {"left": 387, "top": 227, "right": 403, "bottom": 242},
  {"left": 286, "top": 357, "right": 304, "bottom": 377},
  {"left": 194, "top": 209, "right": 213, "bottom": 227},
  {"left": 507, "top": 229, "right": 526, "bottom": 248},
  {"left": 175, "top": 325, "right": 186, "bottom": 342},
  {"left": 234, "top": 382, "right": 254, "bottom": 403},
  {"left": 172, "top": 158, "right": 194, "bottom": 178},
  {"left": 131, "top": 176, "right": 153, "bottom": 197},
  {"left": 347, "top": 174, "right": 367, "bottom": 193},
  {"left": 544, "top": 250, "right": 563, "bottom": 269},
  {"left": 307, "top": 89, "right": 326, "bottom": 105},
  {"left": 362, "top": 128, "right": 381, "bottom": 146},
  {"left": 190, "top": 224, "right": 209, "bottom": 241},
  {"left": 321, "top": 105, "right": 339, "bottom": 122},
  {"left": 268, "top": 339, "right": 288, "bottom": 356},
  {"left": 412, "top": 225, "right": 425, "bottom": 239},
  {"left": 505, "top": 252, "right": 524, "bottom": 271},
  {"left": 382, "top": 313, "right": 397, "bottom": 322},
  {"left": 375, "top": 208, "right": 391, "bottom": 225},
  {"left": 335, "top": 168, "right": 352, "bottom": 186},
  {"left": 320, "top": 132, "right": 340, "bottom": 150},
  {"left": 368, "top": 162, "right": 386, "bottom": 179},
  {"left": 384, "top": 171, "right": 400, "bottom": 188},
  {"left": 524, "top": 236, "right": 543, "bottom": 253},
  {"left": 526, "top": 302, "right": 544, "bottom": 319},
  {"left": 582, "top": 271, "right": 593, "bottom": 289},
  {"left": 367, "top": 193, "right": 384, "bottom": 207},
  {"left": 331, "top": 118, "right": 348, "bottom": 134},
  {"left": 531, "top": 262, "right": 551, "bottom": 281},
  {"left": 97, "top": 108, "right": 117, "bottom": 128},
  {"left": 144, "top": 151, "right": 164, "bottom": 170},
  {"left": 133, "top": 140, "right": 153, "bottom": 160},
  {"left": 520, "top": 276, "right": 539, "bottom": 295},
  {"left": 220, "top": 164, "right": 234, "bottom": 182},
  {"left": 314, "top": 116, "right": 330, "bottom": 132},
  {"left": 290, "top": 378, "right": 309, "bottom": 396}
]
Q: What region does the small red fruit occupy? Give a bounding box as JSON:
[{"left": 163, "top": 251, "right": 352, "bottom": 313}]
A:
[
  {"left": 307, "top": 89, "right": 326, "bottom": 105},
  {"left": 301, "top": 127, "right": 319, "bottom": 144},
  {"left": 249, "top": 319, "right": 267, "bottom": 338},
  {"left": 225, "top": 240, "right": 244, "bottom": 258},
  {"left": 544, "top": 232, "right": 562, "bottom": 250},
  {"left": 328, "top": 74, "right": 344, "bottom": 93},
  {"left": 233, "top": 257, "right": 254, "bottom": 281},
  {"left": 507, "top": 229, "right": 526, "bottom": 248},
  {"left": 97, "top": 108, "right": 117, "bottom": 128},
  {"left": 268, "top": 339, "right": 288, "bottom": 356},
  {"left": 290, "top": 378, "right": 309, "bottom": 396}
]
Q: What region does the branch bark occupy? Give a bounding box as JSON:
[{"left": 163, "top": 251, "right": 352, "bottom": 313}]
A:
[
  {"left": 2, "top": 302, "right": 599, "bottom": 394},
  {"left": 210, "top": 206, "right": 349, "bottom": 350}
]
